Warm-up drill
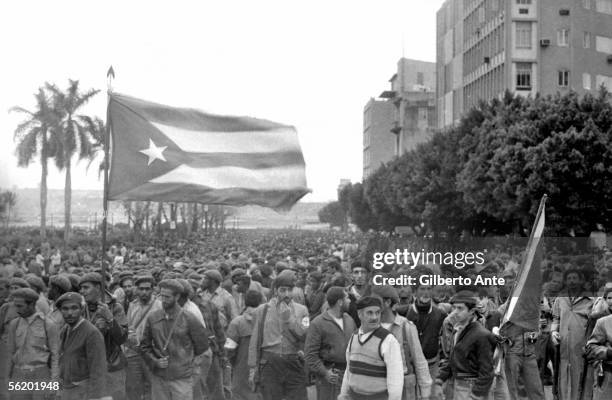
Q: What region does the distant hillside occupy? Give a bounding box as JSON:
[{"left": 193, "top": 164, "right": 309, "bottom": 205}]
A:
[{"left": 7, "top": 188, "right": 328, "bottom": 229}]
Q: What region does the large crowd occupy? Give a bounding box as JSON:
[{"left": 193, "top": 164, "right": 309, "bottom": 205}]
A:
[{"left": 0, "top": 230, "right": 611, "bottom": 400}]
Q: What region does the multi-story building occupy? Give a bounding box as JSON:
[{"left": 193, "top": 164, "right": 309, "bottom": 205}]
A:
[
  {"left": 437, "top": 0, "right": 612, "bottom": 128},
  {"left": 363, "top": 58, "right": 437, "bottom": 179}
]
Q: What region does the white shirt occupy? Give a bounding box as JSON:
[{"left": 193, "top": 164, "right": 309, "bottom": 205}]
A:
[
  {"left": 183, "top": 300, "right": 206, "bottom": 329},
  {"left": 340, "top": 327, "right": 404, "bottom": 400},
  {"left": 332, "top": 316, "right": 344, "bottom": 330}
]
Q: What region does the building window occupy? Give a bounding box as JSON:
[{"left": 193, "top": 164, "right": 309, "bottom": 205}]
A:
[
  {"left": 596, "top": 0, "right": 612, "bottom": 15},
  {"left": 516, "top": 22, "right": 532, "bottom": 48},
  {"left": 557, "top": 29, "right": 570, "bottom": 46},
  {"left": 583, "top": 73, "right": 592, "bottom": 89},
  {"left": 584, "top": 32, "right": 592, "bottom": 48},
  {"left": 516, "top": 63, "right": 532, "bottom": 90},
  {"left": 583, "top": 0, "right": 591, "bottom": 9},
  {"left": 417, "top": 72, "right": 424, "bottom": 85},
  {"left": 595, "top": 35, "right": 612, "bottom": 53},
  {"left": 517, "top": 0, "right": 532, "bottom": 3},
  {"left": 558, "top": 70, "right": 570, "bottom": 87},
  {"left": 519, "top": 8, "right": 529, "bottom": 14}
]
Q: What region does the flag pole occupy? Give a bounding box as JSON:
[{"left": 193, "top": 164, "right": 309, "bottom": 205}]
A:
[{"left": 101, "top": 66, "right": 115, "bottom": 295}]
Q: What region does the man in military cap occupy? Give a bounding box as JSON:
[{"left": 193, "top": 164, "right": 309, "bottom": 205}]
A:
[
  {"left": 201, "top": 269, "right": 238, "bottom": 330},
  {"left": 434, "top": 290, "right": 495, "bottom": 400},
  {"left": 339, "top": 295, "right": 404, "bottom": 400},
  {"left": 6, "top": 288, "right": 59, "bottom": 400},
  {"left": 24, "top": 275, "right": 49, "bottom": 315},
  {"left": 125, "top": 275, "right": 162, "bottom": 400},
  {"left": 248, "top": 269, "right": 310, "bottom": 400},
  {"left": 46, "top": 275, "right": 72, "bottom": 326},
  {"left": 140, "top": 279, "right": 208, "bottom": 400},
  {"left": 0, "top": 278, "right": 31, "bottom": 400},
  {"left": 56, "top": 292, "right": 108, "bottom": 400},
  {"left": 79, "top": 272, "right": 128, "bottom": 400}
]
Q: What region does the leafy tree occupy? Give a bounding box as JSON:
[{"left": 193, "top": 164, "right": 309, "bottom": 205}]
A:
[
  {"left": 46, "top": 80, "right": 100, "bottom": 243},
  {"left": 318, "top": 201, "right": 346, "bottom": 229},
  {"left": 10, "top": 88, "right": 57, "bottom": 239}
]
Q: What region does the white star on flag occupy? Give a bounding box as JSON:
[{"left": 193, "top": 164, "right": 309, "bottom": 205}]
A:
[{"left": 139, "top": 139, "right": 167, "bottom": 166}]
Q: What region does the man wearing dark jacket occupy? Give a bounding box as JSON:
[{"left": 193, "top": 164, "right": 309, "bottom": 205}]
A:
[
  {"left": 305, "top": 286, "right": 355, "bottom": 400},
  {"left": 56, "top": 292, "right": 108, "bottom": 400},
  {"left": 406, "top": 282, "right": 447, "bottom": 380},
  {"left": 79, "top": 272, "right": 129, "bottom": 400},
  {"left": 141, "top": 279, "right": 209, "bottom": 400},
  {"left": 435, "top": 290, "right": 495, "bottom": 400}
]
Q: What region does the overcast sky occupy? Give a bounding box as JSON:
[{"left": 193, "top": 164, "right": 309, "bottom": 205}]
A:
[{"left": 0, "top": 0, "right": 444, "bottom": 203}]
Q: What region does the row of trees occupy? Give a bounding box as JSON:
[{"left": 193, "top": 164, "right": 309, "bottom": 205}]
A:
[
  {"left": 122, "top": 201, "right": 234, "bottom": 237},
  {"left": 11, "top": 80, "right": 104, "bottom": 243},
  {"left": 322, "top": 89, "right": 612, "bottom": 237}
]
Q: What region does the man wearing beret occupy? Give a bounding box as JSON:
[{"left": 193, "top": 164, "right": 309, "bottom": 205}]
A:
[
  {"left": 347, "top": 262, "right": 373, "bottom": 328},
  {"left": 125, "top": 275, "right": 162, "bottom": 400},
  {"left": 140, "top": 279, "right": 209, "bottom": 400},
  {"left": 193, "top": 280, "right": 227, "bottom": 400},
  {"left": 24, "top": 276, "right": 50, "bottom": 316},
  {"left": 339, "top": 296, "right": 404, "bottom": 400},
  {"left": 434, "top": 290, "right": 495, "bottom": 400},
  {"left": 371, "top": 285, "right": 432, "bottom": 400},
  {"left": 46, "top": 275, "right": 72, "bottom": 327},
  {"left": 56, "top": 292, "right": 108, "bottom": 400},
  {"left": 79, "top": 272, "right": 128, "bottom": 400},
  {"left": 201, "top": 269, "right": 239, "bottom": 330},
  {"left": 247, "top": 269, "right": 310, "bottom": 400},
  {"left": 0, "top": 278, "right": 32, "bottom": 400},
  {"left": 6, "top": 288, "right": 59, "bottom": 400},
  {"left": 305, "top": 271, "right": 326, "bottom": 321}
]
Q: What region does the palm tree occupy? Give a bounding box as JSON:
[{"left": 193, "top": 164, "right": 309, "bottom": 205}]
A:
[
  {"left": 10, "top": 88, "right": 57, "bottom": 239},
  {"left": 46, "top": 80, "right": 100, "bottom": 243}
]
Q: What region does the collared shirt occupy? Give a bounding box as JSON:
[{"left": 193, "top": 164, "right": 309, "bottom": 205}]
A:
[
  {"left": 7, "top": 311, "right": 60, "bottom": 380},
  {"left": 340, "top": 327, "right": 404, "bottom": 400},
  {"left": 202, "top": 286, "right": 239, "bottom": 329},
  {"left": 381, "top": 314, "right": 433, "bottom": 397},
  {"left": 247, "top": 298, "right": 309, "bottom": 368},
  {"left": 125, "top": 297, "right": 162, "bottom": 357}
]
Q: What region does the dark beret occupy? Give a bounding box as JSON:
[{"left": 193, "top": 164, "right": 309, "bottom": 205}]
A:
[
  {"left": 231, "top": 268, "right": 246, "bottom": 279},
  {"left": 134, "top": 275, "right": 155, "bottom": 286},
  {"left": 356, "top": 296, "right": 383, "bottom": 310},
  {"left": 55, "top": 292, "right": 84, "bottom": 308},
  {"left": 158, "top": 279, "right": 183, "bottom": 295},
  {"left": 450, "top": 290, "right": 478, "bottom": 307},
  {"left": 25, "top": 275, "right": 45, "bottom": 292},
  {"left": 12, "top": 288, "right": 39, "bottom": 303},
  {"left": 275, "top": 269, "right": 296, "bottom": 288},
  {"left": 204, "top": 269, "right": 223, "bottom": 284},
  {"left": 177, "top": 279, "right": 193, "bottom": 297},
  {"left": 66, "top": 274, "right": 81, "bottom": 289},
  {"left": 9, "top": 278, "right": 29, "bottom": 289},
  {"left": 371, "top": 284, "right": 399, "bottom": 303},
  {"left": 80, "top": 272, "right": 104, "bottom": 286},
  {"left": 49, "top": 275, "right": 72, "bottom": 292}
]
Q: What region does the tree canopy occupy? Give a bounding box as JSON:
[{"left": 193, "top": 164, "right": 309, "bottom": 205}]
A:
[{"left": 341, "top": 89, "right": 612, "bottom": 236}]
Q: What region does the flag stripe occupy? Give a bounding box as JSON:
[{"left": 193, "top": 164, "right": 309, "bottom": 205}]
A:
[
  {"left": 149, "top": 165, "right": 307, "bottom": 191},
  {"left": 151, "top": 122, "right": 302, "bottom": 154},
  {"left": 111, "top": 183, "right": 309, "bottom": 209},
  {"left": 112, "top": 93, "right": 290, "bottom": 132},
  {"left": 179, "top": 151, "right": 305, "bottom": 169}
]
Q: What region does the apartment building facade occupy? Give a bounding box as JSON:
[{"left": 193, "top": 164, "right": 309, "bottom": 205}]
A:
[
  {"left": 437, "top": 0, "right": 612, "bottom": 128},
  {"left": 363, "top": 58, "right": 436, "bottom": 179}
]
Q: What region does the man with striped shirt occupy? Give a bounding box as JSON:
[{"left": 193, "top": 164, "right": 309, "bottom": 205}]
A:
[{"left": 339, "top": 296, "right": 403, "bottom": 400}]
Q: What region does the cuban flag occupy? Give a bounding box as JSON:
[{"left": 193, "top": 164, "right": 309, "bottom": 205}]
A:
[{"left": 107, "top": 93, "right": 310, "bottom": 210}]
